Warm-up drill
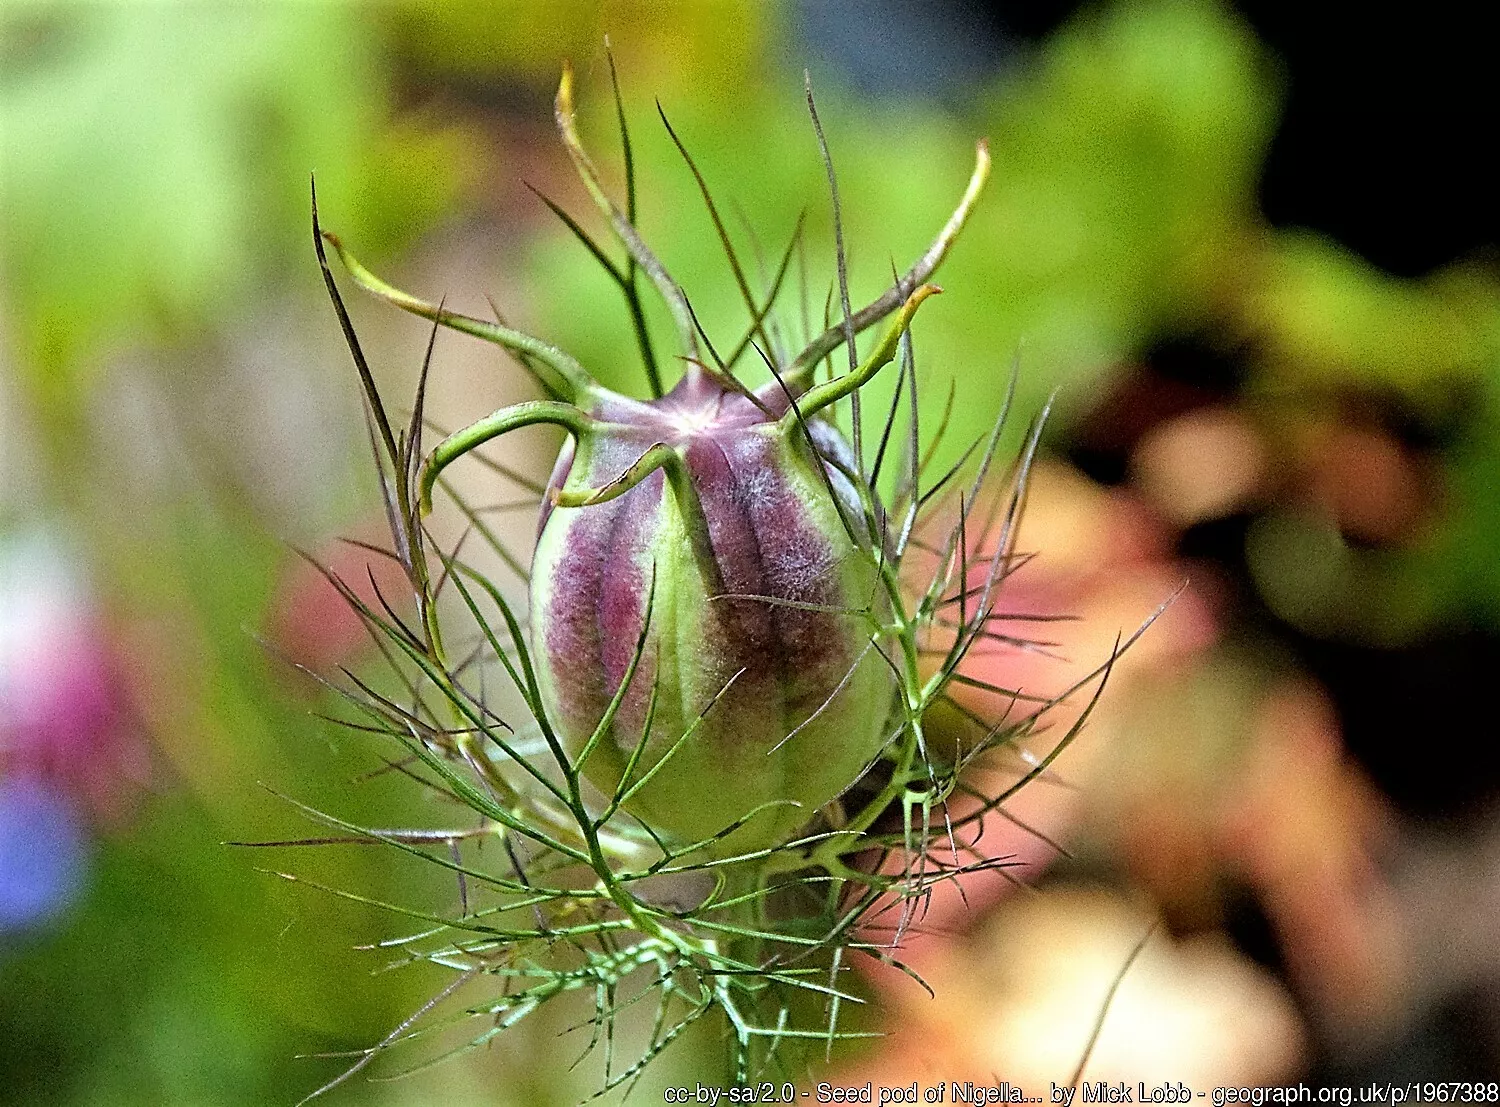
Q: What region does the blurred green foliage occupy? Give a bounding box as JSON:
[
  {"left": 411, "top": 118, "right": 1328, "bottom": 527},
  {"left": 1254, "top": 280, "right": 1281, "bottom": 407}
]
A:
[
  {"left": 0, "top": 3, "right": 472, "bottom": 415},
  {"left": 1242, "top": 234, "right": 1500, "bottom": 641},
  {"left": 390, "top": 0, "right": 767, "bottom": 93}
]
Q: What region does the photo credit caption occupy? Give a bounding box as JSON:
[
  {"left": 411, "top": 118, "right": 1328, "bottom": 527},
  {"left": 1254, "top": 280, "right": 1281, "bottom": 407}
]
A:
[
  {"left": 659, "top": 1080, "right": 1186, "bottom": 1105},
  {"left": 660, "top": 1081, "right": 1483, "bottom": 1105}
]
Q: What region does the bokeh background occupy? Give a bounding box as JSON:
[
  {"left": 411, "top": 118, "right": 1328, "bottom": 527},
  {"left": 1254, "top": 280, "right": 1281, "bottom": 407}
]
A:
[{"left": 3, "top": 1, "right": 1498, "bottom": 1102}]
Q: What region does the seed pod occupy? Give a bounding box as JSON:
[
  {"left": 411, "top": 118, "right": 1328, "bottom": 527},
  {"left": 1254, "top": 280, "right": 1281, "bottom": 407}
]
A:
[
  {"left": 325, "top": 64, "right": 986, "bottom": 855},
  {"left": 329, "top": 265, "right": 946, "bottom": 854},
  {"left": 528, "top": 381, "right": 893, "bottom": 851},
  {"left": 387, "top": 277, "right": 938, "bottom": 852},
  {"left": 331, "top": 262, "right": 947, "bottom": 855},
  {"left": 311, "top": 61, "right": 1004, "bottom": 1092}
]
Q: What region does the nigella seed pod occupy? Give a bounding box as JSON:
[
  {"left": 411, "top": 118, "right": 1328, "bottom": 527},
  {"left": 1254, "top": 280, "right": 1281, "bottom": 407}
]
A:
[
  {"left": 399, "top": 283, "right": 938, "bottom": 854},
  {"left": 323, "top": 64, "right": 986, "bottom": 855},
  {"left": 528, "top": 383, "right": 891, "bottom": 851},
  {"left": 307, "top": 58, "right": 1016, "bottom": 1090}
]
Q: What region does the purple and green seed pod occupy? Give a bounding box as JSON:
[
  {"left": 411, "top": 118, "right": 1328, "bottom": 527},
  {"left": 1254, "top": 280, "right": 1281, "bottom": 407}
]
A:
[
  {"left": 527, "top": 378, "right": 891, "bottom": 851},
  {"left": 394, "top": 283, "right": 935, "bottom": 853},
  {"left": 326, "top": 63, "right": 988, "bottom": 856}
]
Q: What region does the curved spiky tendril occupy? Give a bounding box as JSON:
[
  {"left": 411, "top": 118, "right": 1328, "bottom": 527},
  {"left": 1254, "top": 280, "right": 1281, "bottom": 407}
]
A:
[
  {"left": 779, "top": 139, "right": 991, "bottom": 394},
  {"left": 418, "top": 401, "right": 597, "bottom": 516},
  {"left": 553, "top": 442, "right": 724, "bottom": 596},
  {"left": 555, "top": 63, "right": 705, "bottom": 380},
  {"left": 789, "top": 283, "right": 942, "bottom": 422},
  {"left": 321, "top": 232, "right": 596, "bottom": 404}
]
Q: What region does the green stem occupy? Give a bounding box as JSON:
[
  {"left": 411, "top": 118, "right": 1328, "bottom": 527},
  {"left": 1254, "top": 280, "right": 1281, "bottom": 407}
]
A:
[
  {"left": 784, "top": 140, "right": 990, "bottom": 391},
  {"left": 323, "top": 232, "right": 597, "bottom": 402},
  {"left": 786, "top": 284, "right": 941, "bottom": 424},
  {"left": 419, "top": 400, "right": 597, "bottom": 516}
]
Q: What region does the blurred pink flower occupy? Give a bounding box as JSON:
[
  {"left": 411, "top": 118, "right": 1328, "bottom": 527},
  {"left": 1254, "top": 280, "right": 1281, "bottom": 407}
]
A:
[{"left": 1, "top": 530, "right": 148, "bottom": 825}]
